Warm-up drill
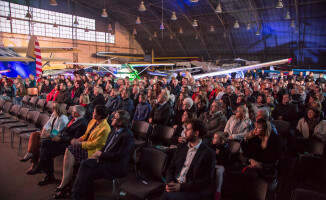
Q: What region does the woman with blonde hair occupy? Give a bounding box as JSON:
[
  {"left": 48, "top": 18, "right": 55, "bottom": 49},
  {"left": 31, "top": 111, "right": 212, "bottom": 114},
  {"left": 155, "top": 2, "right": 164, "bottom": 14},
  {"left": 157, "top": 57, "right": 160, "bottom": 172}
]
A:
[
  {"left": 241, "top": 118, "right": 281, "bottom": 182},
  {"left": 79, "top": 94, "right": 93, "bottom": 123},
  {"left": 20, "top": 103, "right": 69, "bottom": 175},
  {"left": 224, "top": 105, "right": 251, "bottom": 141}
]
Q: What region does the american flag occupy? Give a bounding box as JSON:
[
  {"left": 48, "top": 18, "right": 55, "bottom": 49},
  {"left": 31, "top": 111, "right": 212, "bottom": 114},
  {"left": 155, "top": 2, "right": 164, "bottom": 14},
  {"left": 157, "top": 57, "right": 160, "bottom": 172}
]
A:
[{"left": 34, "top": 37, "right": 42, "bottom": 76}]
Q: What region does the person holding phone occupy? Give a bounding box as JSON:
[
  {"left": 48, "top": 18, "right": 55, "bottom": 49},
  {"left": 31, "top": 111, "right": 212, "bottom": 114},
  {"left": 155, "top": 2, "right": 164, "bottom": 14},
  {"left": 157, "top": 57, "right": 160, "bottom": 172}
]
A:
[{"left": 20, "top": 103, "right": 69, "bottom": 175}]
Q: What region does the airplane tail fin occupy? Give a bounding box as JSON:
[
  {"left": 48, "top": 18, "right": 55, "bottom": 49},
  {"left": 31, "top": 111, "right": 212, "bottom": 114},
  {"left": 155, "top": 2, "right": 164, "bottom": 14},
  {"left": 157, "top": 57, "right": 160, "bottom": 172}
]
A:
[{"left": 26, "top": 35, "right": 37, "bottom": 58}]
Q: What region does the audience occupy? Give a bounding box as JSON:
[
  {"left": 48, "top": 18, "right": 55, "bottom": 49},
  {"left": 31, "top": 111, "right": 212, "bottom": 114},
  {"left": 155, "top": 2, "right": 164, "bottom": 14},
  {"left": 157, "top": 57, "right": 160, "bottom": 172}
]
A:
[
  {"left": 149, "top": 92, "right": 173, "bottom": 126},
  {"left": 133, "top": 93, "right": 151, "bottom": 121},
  {"left": 224, "top": 105, "right": 251, "bottom": 141},
  {"left": 272, "top": 93, "right": 299, "bottom": 125},
  {"left": 90, "top": 86, "right": 106, "bottom": 106}
]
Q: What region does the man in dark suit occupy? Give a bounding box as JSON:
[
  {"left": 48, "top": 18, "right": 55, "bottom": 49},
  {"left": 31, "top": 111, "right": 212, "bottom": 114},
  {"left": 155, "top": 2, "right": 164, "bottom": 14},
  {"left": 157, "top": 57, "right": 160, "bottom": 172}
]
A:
[
  {"left": 149, "top": 92, "right": 173, "bottom": 126},
  {"left": 71, "top": 110, "right": 134, "bottom": 200},
  {"left": 159, "top": 119, "right": 216, "bottom": 200},
  {"left": 38, "top": 105, "right": 88, "bottom": 186}
]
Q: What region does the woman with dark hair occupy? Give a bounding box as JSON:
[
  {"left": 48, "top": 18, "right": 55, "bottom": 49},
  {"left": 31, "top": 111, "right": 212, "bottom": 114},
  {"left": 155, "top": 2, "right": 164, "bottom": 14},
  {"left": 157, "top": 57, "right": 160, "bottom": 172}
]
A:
[
  {"left": 46, "top": 85, "right": 60, "bottom": 103},
  {"left": 245, "top": 101, "right": 256, "bottom": 122},
  {"left": 0, "top": 81, "right": 14, "bottom": 100},
  {"left": 54, "top": 105, "right": 111, "bottom": 198},
  {"left": 13, "top": 82, "right": 27, "bottom": 106},
  {"left": 296, "top": 107, "right": 326, "bottom": 142},
  {"left": 195, "top": 95, "right": 209, "bottom": 118},
  {"left": 252, "top": 93, "right": 269, "bottom": 116},
  {"left": 241, "top": 118, "right": 281, "bottom": 182},
  {"left": 219, "top": 95, "right": 233, "bottom": 120},
  {"left": 174, "top": 92, "right": 188, "bottom": 113},
  {"left": 176, "top": 71, "right": 183, "bottom": 82},
  {"left": 172, "top": 110, "right": 197, "bottom": 145},
  {"left": 235, "top": 94, "right": 246, "bottom": 108},
  {"left": 153, "top": 83, "right": 162, "bottom": 96}
]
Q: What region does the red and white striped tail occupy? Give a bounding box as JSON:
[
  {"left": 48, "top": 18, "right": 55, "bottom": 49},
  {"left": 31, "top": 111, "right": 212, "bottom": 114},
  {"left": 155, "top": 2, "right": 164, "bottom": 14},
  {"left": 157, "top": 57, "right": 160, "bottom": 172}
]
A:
[{"left": 34, "top": 37, "right": 42, "bottom": 76}]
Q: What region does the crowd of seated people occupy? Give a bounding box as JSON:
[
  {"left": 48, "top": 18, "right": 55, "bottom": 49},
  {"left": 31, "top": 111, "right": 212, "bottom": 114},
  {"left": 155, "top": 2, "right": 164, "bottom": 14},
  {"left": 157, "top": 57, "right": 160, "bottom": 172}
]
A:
[{"left": 0, "top": 69, "right": 325, "bottom": 200}]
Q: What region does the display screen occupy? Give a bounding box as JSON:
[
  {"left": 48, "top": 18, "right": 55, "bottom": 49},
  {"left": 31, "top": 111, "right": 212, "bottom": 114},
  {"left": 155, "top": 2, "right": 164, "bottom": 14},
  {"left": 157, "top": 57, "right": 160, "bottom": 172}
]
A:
[{"left": 0, "top": 61, "right": 36, "bottom": 78}]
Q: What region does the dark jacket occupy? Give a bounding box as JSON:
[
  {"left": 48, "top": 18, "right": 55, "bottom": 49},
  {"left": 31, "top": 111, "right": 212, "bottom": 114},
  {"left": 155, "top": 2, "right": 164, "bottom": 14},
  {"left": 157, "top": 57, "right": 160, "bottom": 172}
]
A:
[
  {"left": 150, "top": 102, "right": 173, "bottom": 125},
  {"left": 0, "top": 86, "right": 14, "bottom": 98},
  {"left": 130, "top": 93, "right": 140, "bottom": 107},
  {"left": 199, "top": 111, "right": 227, "bottom": 138},
  {"left": 60, "top": 117, "right": 88, "bottom": 143},
  {"left": 72, "top": 86, "right": 84, "bottom": 98},
  {"left": 210, "top": 143, "right": 231, "bottom": 165},
  {"left": 83, "top": 103, "right": 94, "bottom": 123},
  {"left": 91, "top": 93, "right": 106, "bottom": 107},
  {"left": 133, "top": 102, "right": 151, "bottom": 121},
  {"left": 271, "top": 103, "right": 299, "bottom": 125},
  {"left": 56, "top": 90, "right": 70, "bottom": 104},
  {"left": 165, "top": 142, "right": 216, "bottom": 199},
  {"left": 171, "top": 84, "right": 181, "bottom": 96},
  {"left": 99, "top": 128, "right": 135, "bottom": 177},
  {"left": 105, "top": 96, "right": 121, "bottom": 115},
  {"left": 117, "top": 98, "right": 134, "bottom": 118},
  {"left": 40, "top": 84, "right": 54, "bottom": 94}
]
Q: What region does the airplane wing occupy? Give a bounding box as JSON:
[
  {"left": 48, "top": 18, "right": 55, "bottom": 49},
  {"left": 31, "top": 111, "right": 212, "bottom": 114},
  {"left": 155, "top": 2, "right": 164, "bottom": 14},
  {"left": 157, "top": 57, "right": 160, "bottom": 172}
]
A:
[
  {"left": 10, "top": 47, "right": 81, "bottom": 53},
  {"left": 64, "top": 62, "right": 121, "bottom": 68},
  {"left": 129, "top": 63, "right": 175, "bottom": 67},
  {"left": 193, "top": 58, "right": 291, "bottom": 79},
  {"left": 0, "top": 57, "right": 34, "bottom": 62},
  {"left": 42, "top": 57, "right": 72, "bottom": 62},
  {"left": 169, "top": 66, "right": 203, "bottom": 72}
]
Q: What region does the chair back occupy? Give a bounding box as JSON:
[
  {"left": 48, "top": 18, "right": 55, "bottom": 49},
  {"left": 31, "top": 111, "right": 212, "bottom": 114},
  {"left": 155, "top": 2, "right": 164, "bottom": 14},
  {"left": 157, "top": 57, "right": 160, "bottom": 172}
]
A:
[
  {"left": 0, "top": 99, "right": 6, "bottom": 109},
  {"left": 221, "top": 174, "right": 268, "bottom": 200},
  {"left": 17, "top": 108, "right": 29, "bottom": 120},
  {"left": 27, "top": 88, "right": 38, "bottom": 96},
  {"left": 9, "top": 105, "right": 21, "bottom": 116},
  {"left": 67, "top": 106, "right": 74, "bottom": 116},
  {"left": 307, "top": 139, "right": 325, "bottom": 156},
  {"left": 36, "top": 99, "right": 46, "bottom": 112},
  {"left": 22, "top": 95, "right": 29, "bottom": 107},
  {"left": 3, "top": 102, "right": 12, "bottom": 114},
  {"left": 45, "top": 101, "right": 54, "bottom": 114},
  {"left": 151, "top": 124, "right": 175, "bottom": 146},
  {"left": 29, "top": 96, "right": 38, "bottom": 108},
  {"left": 138, "top": 148, "right": 168, "bottom": 181},
  {"left": 271, "top": 120, "right": 295, "bottom": 145},
  {"left": 291, "top": 189, "right": 326, "bottom": 200},
  {"left": 27, "top": 111, "right": 40, "bottom": 124},
  {"left": 228, "top": 140, "right": 241, "bottom": 154},
  {"left": 36, "top": 114, "right": 50, "bottom": 128},
  {"left": 131, "top": 120, "right": 151, "bottom": 140}
]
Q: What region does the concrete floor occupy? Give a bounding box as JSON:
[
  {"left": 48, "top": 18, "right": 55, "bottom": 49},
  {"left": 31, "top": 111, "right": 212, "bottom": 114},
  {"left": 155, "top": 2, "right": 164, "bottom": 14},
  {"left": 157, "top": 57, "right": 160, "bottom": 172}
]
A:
[{"left": 0, "top": 128, "right": 132, "bottom": 200}]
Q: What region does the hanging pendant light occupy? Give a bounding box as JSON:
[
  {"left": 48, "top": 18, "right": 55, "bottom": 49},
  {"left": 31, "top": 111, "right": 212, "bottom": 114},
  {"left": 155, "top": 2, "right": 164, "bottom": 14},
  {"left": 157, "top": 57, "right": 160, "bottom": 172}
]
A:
[
  {"left": 160, "top": 23, "right": 165, "bottom": 30},
  {"left": 210, "top": 26, "right": 215, "bottom": 32},
  {"left": 294, "top": 28, "right": 299, "bottom": 34},
  {"left": 108, "top": 23, "right": 113, "bottom": 31},
  {"left": 138, "top": 1, "right": 146, "bottom": 12},
  {"left": 170, "top": 34, "right": 173, "bottom": 39},
  {"left": 171, "top": 12, "right": 177, "bottom": 20},
  {"left": 6, "top": 14, "right": 13, "bottom": 21},
  {"left": 25, "top": 10, "right": 32, "bottom": 18},
  {"left": 136, "top": 17, "right": 141, "bottom": 24},
  {"left": 85, "top": 27, "right": 89, "bottom": 32},
  {"left": 50, "top": 0, "right": 58, "bottom": 6},
  {"left": 195, "top": 34, "right": 199, "bottom": 40},
  {"left": 149, "top": 37, "right": 152, "bottom": 41},
  {"left": 234, "top": 20, "right": 240, "bottom": 28},
  {"left": 133, "top": 29, "right": 137, "bottom": 35},
  {"left": 215, "top": 3, "right": 222, "bottom": 13},
  {"left": 190, "top": 0, "right": 198, "bottom": 2},
  {"left": 284, "top": 11, "right": 291, "bottom": 20},
  {"left": 73, "top": 17, "right": 79, "bottom": 25},
  {"left": 246, "top": 24, "right": 251, "bottom": 30},
  {"left": 256, "top": 29, "right": 260, "bottom": 35},
  {"left": 179, "top": 28, "right": 183, "bottom": 34},
  {"left": 223, "top": 32, "right": 227, "bottom": 38},
  {"left": 53, "top": 22, "right": 58, "bottom": 28},
  {"left": 192, "top": 19, "right": 198, "bottom": 27},
  {"left": 276, "top": 0, "right": 283, "bottom": 9},
  {"left": 101, "top": 9, "right": 108, "bottom": 17},
  {"left": 153, "top": 32, "right": 158, "bottom": 38},
  {"left": 290, "top": 20, "right": 296, "bottom": 28}
]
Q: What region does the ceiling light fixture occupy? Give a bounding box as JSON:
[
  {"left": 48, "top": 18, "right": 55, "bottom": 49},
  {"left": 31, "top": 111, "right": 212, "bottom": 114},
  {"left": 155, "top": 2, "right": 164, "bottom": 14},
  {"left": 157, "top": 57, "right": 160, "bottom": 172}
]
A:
[
  {"left": 210, "top": 25, "right": 215, "bottom": 32},
  {"left": 294, "top": 28, "right": 299, "bottom": 34},
  {"left": 246, "top": 23, "right": 251, "bottom": 30},
  {"left": 138, "top": 1, "right": 146, "bottom": 12},
  {"left": 50, "top": 0, "right": 58, "bottom": 6},
  {"left": 101, "top": 9, "right": 108, "bottom": 17},
  {"left": 136, "top": 17, "right": 141, "bottom": 24},
  {"left": 149, "top": 37, "right": 152, "bottom": 41},
  {"left": 276, "top": 0, "right": 283, "bottom": 9},
  {"left": 190, "top": 0, "right": 198, "bottom": 2},
  {"left": 223, "top": 32, "right": 227, "bottom": 38},
  {"left": 53, "top": 22, "right": 58, "bottom": 28},
  {"left": 192, "top": 19, "right": 198, "bottom": 27},
  {"left": 179, "top": 28, "right": 183, "bottom": 34},
  {"left": 256, "top": 29, "right": 260, "bottom": 35},
  {"left": 234, "top": 20, "right": 240, "bottom": 28},
  {"left": 170, "top": 34, "right": 173, "bottom": 39},
  {"left": 133, "top": 29, "right": 137, "bottom": 35},
  {"left": 290, "top": 20, "right": 296, "bottom": 28},
  {"left": 284, "top": 11, "right": 291, "bottom": 20},
  {"left": 215, "top": 3, "right": 222, "bottom": 13},
  {"left": 171, "top": 12, "right": 177, "bottom": 20},
  {"left": 160, "top": 23, "right": 165, "bottom": 30},
  {"left": 73, "top": 17, "right": 79, "bottom": 25},
  {"left": 85, "top": 27, "right": 89, "bottom": 32},
  {"left": 25, "top": 10, "right": 32, "bottom": 18},
  {"left": 195, "top": 34, "right": 199, "bottom": 40},
  {"left": 108, "top": 23, "right": 113, "bottom": 31},
  {"left": 153, "top": 32, "right": 158, "bottom": 38}
]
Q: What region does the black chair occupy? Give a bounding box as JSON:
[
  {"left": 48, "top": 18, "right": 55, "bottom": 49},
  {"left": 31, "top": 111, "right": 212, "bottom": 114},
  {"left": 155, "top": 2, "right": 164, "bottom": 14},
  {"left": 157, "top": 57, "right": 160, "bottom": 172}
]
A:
[
  {"left": 0, "top": 99, "right": 6, "bottom": 112},
  {"left": 271, "top": 120, "right": 296, "bottom": 146},
  {"left": 131, "top": 120, "right": 151, "bottom": 148},
  {"left": 307, "top": 139, "right": 325, "bottom": 156},
  {"left": 0, "top": 102, "right": 13, "bottom": 119},
  {"left": 221, "top": 173, "right": 268, "bottom": 200},
  {"left": 36, "top": 98, "right": 46, "bottom": 112},
  {"left": 150, "top": 124, "right": 175, "bottom": 147},
  {"left": 0, "top": 105, "right": 21, "bottom": 142},
  {"left": 119, "top": 148, "right": 169, "bottom": 200},
  {"left": 44, "top": 101, "right": 54, "bottom": 114},
  {"left": 28, "top": 96, "right": 38, "bottom": 109},
  {"left": 17, "top": 114, "right": 49, "bottom": 155},
  {"left": 21, "top": 95, "right": 29, "bottom": 107},
  {"left": 291, "top": 189, "right": 326, "bottom": 200}
]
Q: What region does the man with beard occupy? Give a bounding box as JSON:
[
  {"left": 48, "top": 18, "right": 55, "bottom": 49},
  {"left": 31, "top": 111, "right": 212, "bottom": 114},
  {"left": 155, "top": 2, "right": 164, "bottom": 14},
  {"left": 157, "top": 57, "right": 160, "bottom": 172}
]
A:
[{"left": 159, "top": 119, "right": 216, "bottom": 200}]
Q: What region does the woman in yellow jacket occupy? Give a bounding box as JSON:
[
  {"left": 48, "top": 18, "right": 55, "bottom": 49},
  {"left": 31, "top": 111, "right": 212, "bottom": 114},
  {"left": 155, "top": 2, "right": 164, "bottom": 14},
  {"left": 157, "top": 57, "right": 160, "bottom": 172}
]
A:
[{"left": 54, "top": 105, "right": 111, "bottom": 197}]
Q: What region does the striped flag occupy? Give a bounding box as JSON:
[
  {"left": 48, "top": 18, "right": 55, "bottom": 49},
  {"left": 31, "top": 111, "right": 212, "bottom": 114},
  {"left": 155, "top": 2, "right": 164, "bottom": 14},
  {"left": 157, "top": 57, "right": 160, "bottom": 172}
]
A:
[{"left": 34, "top": 37, "right": 42, "bottom": 76}]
